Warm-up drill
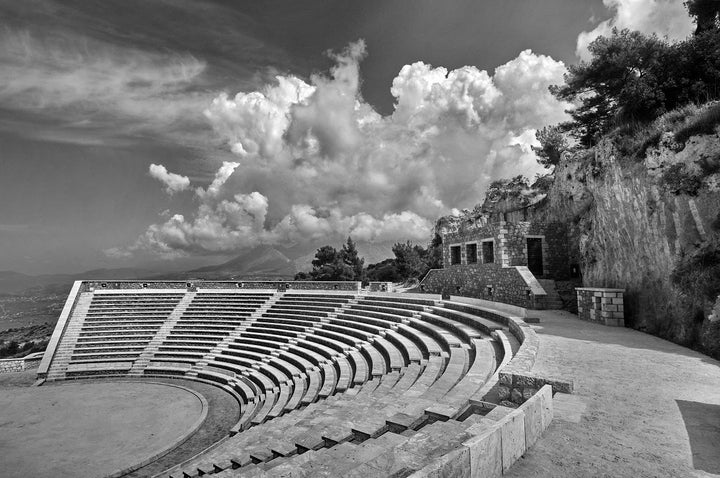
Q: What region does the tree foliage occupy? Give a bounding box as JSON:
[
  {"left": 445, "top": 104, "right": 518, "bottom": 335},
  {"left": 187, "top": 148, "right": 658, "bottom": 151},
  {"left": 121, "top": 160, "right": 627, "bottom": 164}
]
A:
[
  {"left": 297, "top": 237, "right": 365, "bottom": 281},
  {"left": 340, "top": 237, "right": 364, "bottom": 281},
  {"left": 551, "top": 29, "right": 671, "bottom": 146},
  {"left": 686, "top": 0, "right": 720, "bottom": 34},
  {"left": 546, "top": 6, "right": 720, "bottom": 152},
  {"left": 532, "top": 126, "right": 568, "bottom": 167}
]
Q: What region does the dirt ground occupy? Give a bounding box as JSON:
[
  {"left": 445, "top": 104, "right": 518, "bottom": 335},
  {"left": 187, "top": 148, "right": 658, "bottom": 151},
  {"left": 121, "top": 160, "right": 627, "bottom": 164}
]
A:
[
  {"left": 506, "top": 310, "right": 720, "bottom": 478},
  {"left": 0, "top": 380, "right": 204, "bottom": 478}
]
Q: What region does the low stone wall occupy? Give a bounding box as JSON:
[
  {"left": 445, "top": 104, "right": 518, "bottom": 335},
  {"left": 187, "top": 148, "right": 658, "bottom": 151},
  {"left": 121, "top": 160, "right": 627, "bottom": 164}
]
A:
[
  {"left": 411, "top": 385, "right": 554, "bottom": 477},
  {"left": 0, "top": 359, "right": 25, "bottom": 373},
  {"left": 576, "top": 287, "right": 625, "bottom": 326},
  {"left": 0, "top": 353, "right": 43, "bottom": 374},
  {"left": 421, "top": 264, "right": 546, "bottom": 309},
  {"left": 82, "top": 280, "right": 362, "bottom": 292},
  {"left": 368, "top": 282, "right": 394, "bottom": 292}
]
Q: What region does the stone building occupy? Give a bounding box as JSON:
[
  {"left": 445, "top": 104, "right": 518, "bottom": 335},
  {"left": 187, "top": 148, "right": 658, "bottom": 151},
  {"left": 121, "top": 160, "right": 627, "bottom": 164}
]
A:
[{"left": 422, "top": 207, "right": 575, "bottom": 309}]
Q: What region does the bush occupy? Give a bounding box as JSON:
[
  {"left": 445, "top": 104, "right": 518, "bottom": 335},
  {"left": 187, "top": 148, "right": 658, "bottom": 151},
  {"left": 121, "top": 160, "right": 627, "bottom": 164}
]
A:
[
  {"left": 700, "top": 318, "right": 720, "bottom": 359},
  {"left": 674, "top": 102, "right": 720, "bottom": 145},
  {"left": 660, "top": 163, "right": 704, "bottom": 195},
  {"left": 671, "top": 238, "right": 720, "bottom": 302}
]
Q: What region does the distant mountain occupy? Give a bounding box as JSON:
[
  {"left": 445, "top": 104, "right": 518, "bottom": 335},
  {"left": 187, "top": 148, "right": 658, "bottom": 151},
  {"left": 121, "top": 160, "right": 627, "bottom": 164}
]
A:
[
  {"left": 0, "top": 242, "right": 393, "bottom": 295},
  {"left": 293, "top": 242, "right": 394, "bottom": 273},
  {"left": 189, "top": 245, "right": 296, "bottom": 279}
]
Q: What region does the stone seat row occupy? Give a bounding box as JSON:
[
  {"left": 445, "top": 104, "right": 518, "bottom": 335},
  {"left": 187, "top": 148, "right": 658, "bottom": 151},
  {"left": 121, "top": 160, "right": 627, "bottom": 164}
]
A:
[
  {"left": 155, "top": 297, "right": 509, "bottom": 478},
  {"left": 162, "top": 332, "right": 504, "bottom": 478}
]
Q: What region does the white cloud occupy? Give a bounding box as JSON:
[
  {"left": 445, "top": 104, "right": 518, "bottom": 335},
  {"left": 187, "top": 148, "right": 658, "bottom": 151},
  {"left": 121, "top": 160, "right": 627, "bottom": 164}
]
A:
[
  {"left": 196, "top": 161, "right": 241, "bottom": 199},
  {"left": 116, "top": 41, "right": 571, "bottom": 257},
  {"left": 577, "top": 0, "right": 694, "bottom": 59},
  {"left": 0, "top": 27, "right": 210, "bottom": 141},
  {"left": 148, "top": 164, "right": 190, "bottom": 195}
]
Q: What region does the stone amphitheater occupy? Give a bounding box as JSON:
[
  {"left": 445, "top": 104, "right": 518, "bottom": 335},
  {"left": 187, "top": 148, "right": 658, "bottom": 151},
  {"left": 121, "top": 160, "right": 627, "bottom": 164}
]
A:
[{"left": 10, "top": 279, "right": 572, "bottom": 478}]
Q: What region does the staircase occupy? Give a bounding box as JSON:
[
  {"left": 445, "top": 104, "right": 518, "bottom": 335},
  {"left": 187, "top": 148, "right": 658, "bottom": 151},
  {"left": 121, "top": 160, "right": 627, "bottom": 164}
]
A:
[
  {"left": 45, "top": 291, "right": 93, "bottom": 381},
  {"left": 190, "top": 293, "right": 281, "bottom": 374},
  {"left": 536, "top": 279, "right": 564, "bottom": 310},
  {"left": 128, "top": 292, "right": 196, "bottom": 376}
]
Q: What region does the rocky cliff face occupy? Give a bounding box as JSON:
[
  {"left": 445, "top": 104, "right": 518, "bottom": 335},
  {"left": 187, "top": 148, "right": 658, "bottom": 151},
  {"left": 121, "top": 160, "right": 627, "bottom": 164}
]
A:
[{"left": 546, "top": 132, "right": 720, "bottom": 356}]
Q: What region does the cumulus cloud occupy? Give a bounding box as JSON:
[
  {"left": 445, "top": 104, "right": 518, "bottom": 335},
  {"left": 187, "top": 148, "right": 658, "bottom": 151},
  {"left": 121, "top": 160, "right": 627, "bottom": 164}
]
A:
[
  {"left": 577, "top": 0, "right": 694, "bottom": 59},
  {"left": 116, "top": 41, "right": 571, "bottom": 257},
  {"left": 149, "top": 164, "right": 190, "bottom": 195}
]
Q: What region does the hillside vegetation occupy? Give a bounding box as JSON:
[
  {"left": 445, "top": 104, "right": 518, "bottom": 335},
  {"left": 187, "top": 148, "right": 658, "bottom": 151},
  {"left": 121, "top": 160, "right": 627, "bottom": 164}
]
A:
[{"left": 527, "top": 2, "right": 720, "bottom": 359}]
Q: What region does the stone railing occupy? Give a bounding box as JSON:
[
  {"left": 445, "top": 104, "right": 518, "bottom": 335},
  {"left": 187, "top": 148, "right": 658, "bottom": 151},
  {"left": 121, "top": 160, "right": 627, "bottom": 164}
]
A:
[{"left": 81, "top": 280, "right": 362, "bottom": 292}]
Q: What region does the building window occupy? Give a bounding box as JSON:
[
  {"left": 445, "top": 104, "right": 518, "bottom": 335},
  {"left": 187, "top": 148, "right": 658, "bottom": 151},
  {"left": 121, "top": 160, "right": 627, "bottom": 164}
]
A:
[
  {"left": 466, "top": 243, "right": 478, "bottom": 264},
  {"left": 482, "top": 240, "right": 494, "bottom": 264},
  {"left": 450, "top": 245, "right": 462, "bottom": 265}
]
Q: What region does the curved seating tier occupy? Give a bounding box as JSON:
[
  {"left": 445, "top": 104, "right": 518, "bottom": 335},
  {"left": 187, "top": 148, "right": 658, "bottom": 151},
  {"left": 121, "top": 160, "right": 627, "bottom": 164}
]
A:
[{"left": 42, "top": 288, "right": 531, "bottom": 477}]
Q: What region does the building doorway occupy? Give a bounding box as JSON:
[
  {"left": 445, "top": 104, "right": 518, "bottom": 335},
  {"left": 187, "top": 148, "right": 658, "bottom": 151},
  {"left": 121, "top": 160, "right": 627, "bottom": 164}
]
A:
[{"left": 527, "top": 238, "right": 544, "bottom": 276}]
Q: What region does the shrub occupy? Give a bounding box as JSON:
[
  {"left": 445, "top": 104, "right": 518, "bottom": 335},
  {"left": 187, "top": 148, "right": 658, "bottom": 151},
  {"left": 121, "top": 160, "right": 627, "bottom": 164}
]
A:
[
  {"left": 671, "top": 238, "right": 720, "bottom": 302},
  {"left": 674, "top": 102, "right": 720, "bottom": 145},
  {"left": 660, "top": 163, "right": 704, "bottom": 195}
]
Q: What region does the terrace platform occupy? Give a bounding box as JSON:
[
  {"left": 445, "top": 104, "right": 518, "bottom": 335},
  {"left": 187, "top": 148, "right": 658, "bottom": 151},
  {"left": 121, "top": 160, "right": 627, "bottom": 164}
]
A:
[{"left": 505, "top": 309, "right": 720, "bottom": 478}]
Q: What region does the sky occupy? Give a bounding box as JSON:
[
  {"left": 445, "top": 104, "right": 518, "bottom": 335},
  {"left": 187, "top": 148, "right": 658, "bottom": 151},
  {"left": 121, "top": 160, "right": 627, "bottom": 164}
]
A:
[{"left": 0, "top": 0, "right": 694, "bottom": 274}]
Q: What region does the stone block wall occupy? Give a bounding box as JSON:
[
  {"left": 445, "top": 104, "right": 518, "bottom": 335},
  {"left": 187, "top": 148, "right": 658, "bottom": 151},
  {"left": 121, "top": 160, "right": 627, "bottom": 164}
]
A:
[
  {"left": 576, "top": 287, "right": 625, "bottom": 326},
  {"left": 0, "top": 358, "right": 27, "bottom": 373},
  {"left": 421, "top": 264, "right": 539, "bottom": 309}
]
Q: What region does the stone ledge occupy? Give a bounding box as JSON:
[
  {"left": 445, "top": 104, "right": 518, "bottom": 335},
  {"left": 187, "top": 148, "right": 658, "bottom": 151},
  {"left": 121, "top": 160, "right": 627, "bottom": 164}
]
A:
[{"left": 410, "top": 385, "right": 554, "bottom": 478}]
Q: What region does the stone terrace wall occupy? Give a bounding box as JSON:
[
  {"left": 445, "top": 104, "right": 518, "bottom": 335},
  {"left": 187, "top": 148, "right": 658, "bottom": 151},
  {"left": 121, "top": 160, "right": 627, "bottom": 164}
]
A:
[
  {"left": 576, "top": 287, "right": 625, "bottom": 326},
  {"left": 81, "top": 281, "right": 362, "bottom": 292},
  {"left": 422, "top": 264, "right": 541, "bottom": 309}
]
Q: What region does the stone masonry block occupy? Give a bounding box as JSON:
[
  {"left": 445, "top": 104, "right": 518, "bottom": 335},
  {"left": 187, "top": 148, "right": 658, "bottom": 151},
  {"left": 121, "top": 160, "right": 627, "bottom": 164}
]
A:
[
  {"left": 612, "top": 298, "right": 623, "bottom": 304},
  {"left": 500, "top": 409, "right": 526, "bottom": 473},
  {"left": 522, "top": 389, "right": 543, "bottom": 449},
  {"left": 410, "top": 447, "right": 471, "bottom": 478},
  {"left": 537, "top": 385, "right": 553, "bottom": 431},
  {"left": 463, "top": 426, "right": 502, "bottom": 478}
]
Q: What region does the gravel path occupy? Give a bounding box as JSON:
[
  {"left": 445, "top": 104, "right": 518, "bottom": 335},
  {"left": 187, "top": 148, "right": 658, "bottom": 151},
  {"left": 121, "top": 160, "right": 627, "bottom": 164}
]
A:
[{"left": 507, "top": 310, "right": 720, "bottom": 478}]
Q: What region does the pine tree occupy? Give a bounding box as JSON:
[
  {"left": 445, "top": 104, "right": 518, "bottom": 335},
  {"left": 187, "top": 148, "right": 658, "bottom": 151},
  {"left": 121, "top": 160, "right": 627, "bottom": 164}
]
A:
[{"left": 340, "top": 236, "right": 365, "bottom": 281}]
